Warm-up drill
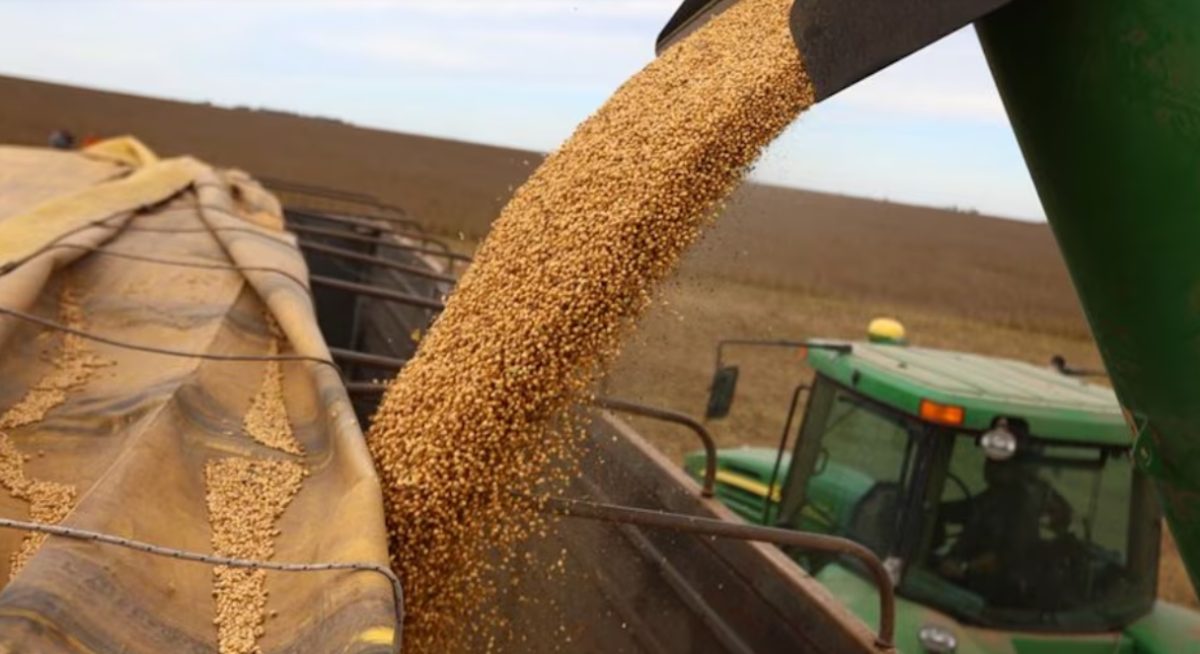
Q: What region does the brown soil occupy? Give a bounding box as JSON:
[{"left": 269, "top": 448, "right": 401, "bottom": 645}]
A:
[{"left": 0, "top": 73, "right": 1082, "bottom": 335}]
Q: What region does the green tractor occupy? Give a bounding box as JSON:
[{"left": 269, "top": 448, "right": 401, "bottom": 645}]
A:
[{"left": 686, "top": 323, "right": 1200, "bottom": 653}]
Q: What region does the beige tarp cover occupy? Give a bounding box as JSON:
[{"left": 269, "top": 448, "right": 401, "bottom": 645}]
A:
[{"left": 0, "top": 139, "right": 396, "bottom": 653}]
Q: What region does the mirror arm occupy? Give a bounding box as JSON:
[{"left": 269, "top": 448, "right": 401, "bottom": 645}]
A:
[
  {"left": 715, "top": 338, "right": 851, "bottom": 369},
  {"left": 593, "top": 396, "right": 718, "bottom": 497}
]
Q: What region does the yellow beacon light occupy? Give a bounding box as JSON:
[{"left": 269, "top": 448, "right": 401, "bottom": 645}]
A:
[{"left": 867, "top": 317, "right": 907, "bottom": 345}]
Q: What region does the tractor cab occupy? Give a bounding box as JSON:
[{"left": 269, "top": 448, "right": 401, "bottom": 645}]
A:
[{"left": 686, "top": 328, "right": 1198, "bottom": 651}]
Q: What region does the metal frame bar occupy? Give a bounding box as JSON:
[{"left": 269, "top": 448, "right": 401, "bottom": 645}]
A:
[
  {"left": 345, "top": 381, "right": 388, "bottom": 397},
  {"left": 543, "top": 495, "right": 895, "bottom": 648},
  {"left": 715, "top": 339, "right": 851, "bottom": 371},
  {"left": 283, "top": 208, "right": 443, "bottom": 250},
  {"left": 592, "top": 397, "right": 717, "bottom": 497},
  {"left": 329, "top": 348, "right": 408, "bottom": 371},
  {"left": 300, "top": 241, "right": 456, "bottom": 284},
  {"left": 309, "top": 275, "right": 445, "bottom": 311},
  {"left": 763, "top": 383, "right": 809, "bottom": 525},
  {"left": 284, "top": 206, "right": 420, "bottom": 235},
  {"left": 284, "top": 203, "right": 429, "bottom": 238},
  {"left": 258, "top": 176, "right": 409, "bottom": 217},
  {"left": 288, "top": 223, "right": 472, "bottom": 266}
]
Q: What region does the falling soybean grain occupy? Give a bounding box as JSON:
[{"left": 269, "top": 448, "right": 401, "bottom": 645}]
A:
[{"left": 365, "top": 0, "right": 815, "bottom": 650}]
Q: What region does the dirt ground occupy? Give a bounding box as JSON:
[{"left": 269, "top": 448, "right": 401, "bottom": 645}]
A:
[{"left": 1, "top": 73, "right": 1193, "bottom": 607}]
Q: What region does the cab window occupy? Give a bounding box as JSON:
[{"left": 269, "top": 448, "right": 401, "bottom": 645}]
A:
[
  {"left": 908, "top": 435, "right": 1158, "bottom": 630},
  {"left": 796, "top": 383, "right": 921, "bottom": 558}
]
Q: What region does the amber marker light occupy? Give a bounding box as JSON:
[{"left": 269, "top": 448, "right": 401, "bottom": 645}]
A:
[{"left": 919, "top": 399, "right": 965, "bottom": 426}]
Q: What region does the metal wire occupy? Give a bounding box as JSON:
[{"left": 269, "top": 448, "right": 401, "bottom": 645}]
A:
[
  {"left": 37, "top": 244, "right": 314, "bottom": 295},
  {"left": 283, "top": 207, "right": 443, "bottom": 248},
  {"left": 299, "top": 241, "right": 457, "bottom": 284},
  {"left": 0, "top": 201, "right": 301, "bottom": 286},
  {"left": 114, "top": 222, "right": 303, "bottom": 249},
  {"left": 107, "top": 206, "right": 461, "bottom": 266},
  {"left": 254, "top": 177, "right": 415, "bottom": 223},
  {"left": 187, "top": 181, "right": 438, "bottom": 248},
  {"left": 0, "top": 305, "right": 340, "bottom": 372},
  {"left": 543, "top": 495, "right": 895, "bottom": 648},
  {"left": 0, "top": 515, "right": 403, "bottom": 654},
  {"left": 309, "top": 275, "right": 445, "bottom": 312},
  {"left": 0, "top": 206, "right": 148, "bottom": 277},
  {"left": 286, "top": 223, "right": 472, "bottom": 264},
  {"left": 330, "top": 348, "right": 408, "bottom": 370}
]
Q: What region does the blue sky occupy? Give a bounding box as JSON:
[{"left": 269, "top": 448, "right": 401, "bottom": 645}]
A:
[{"left": 0, "top": 1, "right": 1044, "bottom": 220}]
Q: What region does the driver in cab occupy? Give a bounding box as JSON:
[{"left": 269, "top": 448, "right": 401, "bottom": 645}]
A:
[{"left": 934, "top": 455, "right": 1072, "bottom": 606}]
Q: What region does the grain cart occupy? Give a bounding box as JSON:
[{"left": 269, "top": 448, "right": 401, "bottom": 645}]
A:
[{"left": 688, "top": 325, "right": 1200, "bottom": 652}]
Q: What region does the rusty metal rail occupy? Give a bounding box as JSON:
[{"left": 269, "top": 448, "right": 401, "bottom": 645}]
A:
[
  {"left": 300, "top": 241, "right": 457, "bottom": 284},
  {"left": 309, "top": 275, "right": 445, "bottom": 311},
  {"left": 284, "top": 207, "right": 413, "bottom": 232},
  {"left": 283, "top": 208, "right": 446, "bottom": 250},
  {"left": 543, "top": 495, "right": 895, "bottom": 649},
  {"left": 345, "top": 381, "right": 389, "bottom": 397},
  {"left": 258, "top": 176, "right": 411, "bottom": 219},
  {"left": 288, "top": 223, "right": 472, "bottom": 265},
  {"left": 260, "top": 177, "right": 388, "bottom": 204},
  {"left": 592, "top": 397, "right": 717, "bottom": 497},
  {"left": 330, "top": 348, "right": 408, "bottom": 371}
]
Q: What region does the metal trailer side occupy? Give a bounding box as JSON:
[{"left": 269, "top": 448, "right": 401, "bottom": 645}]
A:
[{"left": 492, "top": 412, "right": 884, "bottom": 653}]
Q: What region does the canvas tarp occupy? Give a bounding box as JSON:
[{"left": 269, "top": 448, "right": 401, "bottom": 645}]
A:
[{"left": 0, "top": 139, "right": 397, "bottom": 653}]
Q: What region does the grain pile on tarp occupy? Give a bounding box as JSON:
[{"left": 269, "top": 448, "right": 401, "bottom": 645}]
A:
[
  {"left": 0, "top": 138, "right": 397, "bottom": 653},
  {"left": 365, "top": 0, "right": 814, "bottom": 649}
]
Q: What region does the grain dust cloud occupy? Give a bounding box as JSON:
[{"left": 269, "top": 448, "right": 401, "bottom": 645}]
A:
[{"left": 365, "top": 0, "right": 814, "bottom": 649}]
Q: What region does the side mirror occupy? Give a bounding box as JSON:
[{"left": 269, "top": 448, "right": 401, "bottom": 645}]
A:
[{"left": 705, "top": 365, "right": 739, "bottom": 419}]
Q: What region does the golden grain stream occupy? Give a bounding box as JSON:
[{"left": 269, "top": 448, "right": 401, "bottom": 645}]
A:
[{"left": 364, "top": 0, "right": 814, "bottom": 649}]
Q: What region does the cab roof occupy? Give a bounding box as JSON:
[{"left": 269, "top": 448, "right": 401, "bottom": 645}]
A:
[{"left": 806, "top": 342, "right": 1131, "bottom": 446}]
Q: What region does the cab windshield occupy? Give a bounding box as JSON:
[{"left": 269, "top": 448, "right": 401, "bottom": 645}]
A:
[
  {"left": 905, "top": 434, "right": 1160, "bottom": 631},
  {"left": 782, "top": 378, "right": 1160, "bottom": 632}
]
